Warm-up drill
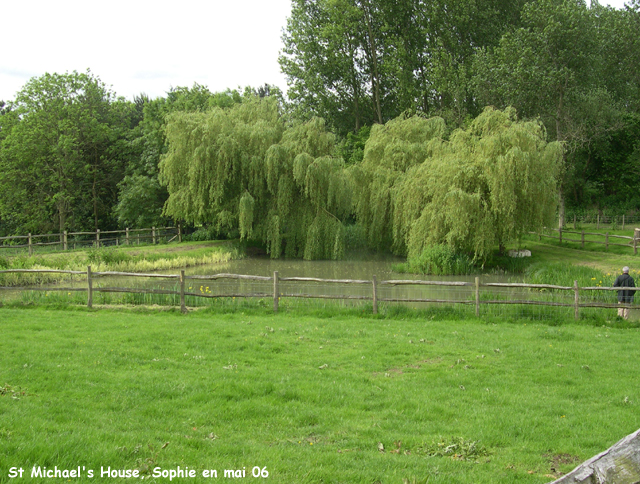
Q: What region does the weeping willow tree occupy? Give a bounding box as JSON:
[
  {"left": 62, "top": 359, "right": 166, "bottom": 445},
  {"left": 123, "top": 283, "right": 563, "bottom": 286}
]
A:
[
  {"left": 350, "top": 114, "right": 446, "bottom": 252},
  {"left": 394, "top": 107, "right": 562, "bottom": 260},
  {"left": 160, "top": 96, "right": 353, "bottom": 259}
]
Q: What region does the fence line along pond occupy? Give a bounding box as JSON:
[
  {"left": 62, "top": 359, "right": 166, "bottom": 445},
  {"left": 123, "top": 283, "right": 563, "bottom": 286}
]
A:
[{"left": 0, "top": 267, "right": 637, "bottom": 320}]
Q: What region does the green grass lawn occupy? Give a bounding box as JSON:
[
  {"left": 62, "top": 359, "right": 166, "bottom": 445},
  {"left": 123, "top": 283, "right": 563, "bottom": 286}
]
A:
[{"left": 1, "top": 306, "right": 639, "bottom": 483}]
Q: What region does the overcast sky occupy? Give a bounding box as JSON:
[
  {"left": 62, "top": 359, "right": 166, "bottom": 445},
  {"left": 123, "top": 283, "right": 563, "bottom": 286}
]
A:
[{"left": 0, "top": 0, "right": 632, "bottom": 102}]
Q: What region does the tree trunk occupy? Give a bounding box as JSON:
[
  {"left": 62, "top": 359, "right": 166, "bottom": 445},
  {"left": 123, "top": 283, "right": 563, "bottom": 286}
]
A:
[
  {"left": 559, "top": 186, "right": 566, "bottom": 229},
  {"left": 549, "top": 427, "right": 640, "bottom": 483},
  {"left": 556, "top": 88, "right": 565, "bottom": 230},
  {"left": 361, "top": 0, "right": 383, "bottom": 125}
]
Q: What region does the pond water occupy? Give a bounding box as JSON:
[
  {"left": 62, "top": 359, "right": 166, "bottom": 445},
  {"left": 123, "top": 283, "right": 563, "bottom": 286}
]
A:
[
  {"left": 166, "top": 256, "right": 524, "bottom": 307},
  {"left": 182, "top": 255, "right": 515, "bottom": 282}
]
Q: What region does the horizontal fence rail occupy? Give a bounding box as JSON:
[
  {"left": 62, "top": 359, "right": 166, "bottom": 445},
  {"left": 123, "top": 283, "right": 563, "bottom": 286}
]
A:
[
  {"left": 565, "top": 213, "right": 640, "bottom": 230},
  {"left": 1, "top": 268, "right": 638, "bottom": 320},
  {"left": 531, "top": 228, "right": 640, "bottom": 254},
  {"left": 0, "top": 226, "right": 182, "bottom": 255}
]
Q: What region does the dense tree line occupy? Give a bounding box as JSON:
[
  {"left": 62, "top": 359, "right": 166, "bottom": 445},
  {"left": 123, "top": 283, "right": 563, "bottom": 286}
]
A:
[
  {"left": 0, "top": 74, "right": 276, "bottom": 237},
  {"left": 282, "top": 0, "right": 640, "bottom": 213},
  {"left": 1, "top": 0, "right": 638, "bottom": 261}
]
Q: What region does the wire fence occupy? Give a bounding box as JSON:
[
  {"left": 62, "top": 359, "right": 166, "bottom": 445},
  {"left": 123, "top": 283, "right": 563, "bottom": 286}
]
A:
[{"left": 0, "top": 268, "right": 636, "bottom": 321}]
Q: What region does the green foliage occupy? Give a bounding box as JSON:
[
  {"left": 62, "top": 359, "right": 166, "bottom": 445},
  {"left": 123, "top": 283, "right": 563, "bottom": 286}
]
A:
[
  {"left": 114, "top": 85, "right": 246, "bottom": 230},
  {"left": 86, "top": 246, "right": 132, "bottom": 266},
  {"left": 399, "top": 245, "right": 473, "bottom": 276},
  {"left": 524, "top": 262, "right": 613, "bottom": 289},
  {"left": 280, "top": 0, "right": 528, "bottom": 135},
  {"left": 416, "top": 437, "right": 490, "bottom": 461},
  {"left": 114, "top": 174, "right": 167, "bottom": 228},
  {"left": 472, "top": 0, "right": 640, "bottom": 214},
  {"left": 338, "top": 125, "right": 371, "bottom": 165},
  {"left": 343, "top": 223, "right": 367, "bottom": 251},
  {"left": 405, "top": 108, "right": 562, "bottom": 260},
  {"left": 352, "top": 114, "right": 446, "bottom": 252},
  {"left": 0, "top": 71, "right": 132, "bottom": 234},
  {"left": 184, "top": 226, "right": 218, "bottom": 242},
  {"left": 160, "top": 98, "right": 353, "bottom": 259},
  {"left": 354, "top": 108, "right": 561, "bottom": 261}
]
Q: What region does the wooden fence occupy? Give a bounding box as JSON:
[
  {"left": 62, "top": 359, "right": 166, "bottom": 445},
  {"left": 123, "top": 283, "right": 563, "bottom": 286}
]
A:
[
  {"left": 532, "top": 228, "right": 640, "bottom": 254},
  {"left": 1, "top": 268, "right": 637, "bottom": 320},
  {"left": 565, "top": 213, "right": 640, "bottom": 230},
  {"left": 0, "top": 226, "right": 182, "bottom": 255}
]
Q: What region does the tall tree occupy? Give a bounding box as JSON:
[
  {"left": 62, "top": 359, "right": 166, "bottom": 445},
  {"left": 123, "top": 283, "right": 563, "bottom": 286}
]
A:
[
  {"left": 160, "top": 96, "right": 353, "bottom": 259},
  {"left": 280, "top": 0, "right": 527, "bottom": 135},
  {"left": 114, "top": 85, "right": 245, "bottom": 229},
  {"left": 352, "top": 108, "right": 562, "bottom": 260},
  {"left": 0, "top": 71, "right": 126, "bottom": 235},
  {"left": 473, "top": 0, "right": 615, "bottom": 225}
]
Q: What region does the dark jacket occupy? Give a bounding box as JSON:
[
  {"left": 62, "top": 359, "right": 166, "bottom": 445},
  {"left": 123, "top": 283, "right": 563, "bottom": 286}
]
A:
[{"left": 613, "top": 273, "right": 635, "bottom": 303}]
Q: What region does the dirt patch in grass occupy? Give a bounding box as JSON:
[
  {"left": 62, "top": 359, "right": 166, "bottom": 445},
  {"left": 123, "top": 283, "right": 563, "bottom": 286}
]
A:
[{"left": 544, "top": 452, "right": 581, "bottom": 478}]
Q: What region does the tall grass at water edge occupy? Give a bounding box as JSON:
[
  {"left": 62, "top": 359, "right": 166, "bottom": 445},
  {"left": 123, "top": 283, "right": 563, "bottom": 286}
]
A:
[
  {"left": 523, "top": 262, "right": 637, "bottom": 288},
  {"left": 0, "top": 244, "right": 237, "bottom": 287},
  {"left": 394, "top": 245, "right": 474, "bottom": 276}
]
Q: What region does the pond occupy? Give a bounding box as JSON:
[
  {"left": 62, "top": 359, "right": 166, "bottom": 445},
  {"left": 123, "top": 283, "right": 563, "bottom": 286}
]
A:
[{"left": 165, "top": 256, "right": 525, "bottom": 309}]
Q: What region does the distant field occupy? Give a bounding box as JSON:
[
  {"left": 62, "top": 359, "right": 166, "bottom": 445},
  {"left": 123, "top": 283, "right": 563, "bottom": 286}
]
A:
[{"left": 1, "top": 307, "right": 639, "bottom": 483}]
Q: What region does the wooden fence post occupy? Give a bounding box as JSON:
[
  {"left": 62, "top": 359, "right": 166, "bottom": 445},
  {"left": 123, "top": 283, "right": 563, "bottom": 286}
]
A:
[
  {"left": 475, "top": 277, "right": 480, "bottom": 317},
  {"left": 178, "top": 224, "right": 182, "bottom": 243},
  {"left": 372, "top": 275, "right": 378, "bottom": 314},
  {"left": 559, "top": 228, "right": 562, "bottom": 245},
  {"left": 63, "top": 231, "right": 68, "bottom": 251},
  {"left": 635, "top": 236, "right": 638, "bottom": 256},
  {"left": 28, "top": 233, "right": 32, "bottom": 256},
  {"left": 623, "top": 215, "right": 625, "bottom": 230},
  {"left": 573, "top": 214, "right": 577, "bottom": 229},
  {"left": 87, "top": 265, "right": 93, "bottom": 308},
  {"left": 96, "top": 229, "right": 100, "bottom": 248},
  {"left": 597, "top": 214, "right": 600, "bottom": 229},
  {"left": 606, "top": 232, "right": 609, "bottom": 250},
  {"left": 574, "top": 280, "right": 579, "bottom": 321},
  {"left": 126, "top": 228, "right": 130, "bottom": 245},
  {"left": 273, "top": 271, "right": 279, "bottom": 313},
  {"left": 180, "top": 270, "right": 187, "bottom": 314},
  {"left": 152, "top": 227, "right": 156, "bottom": 245},
  {"left": 581, "top": 230, "right": 585, "bottom": 249}
]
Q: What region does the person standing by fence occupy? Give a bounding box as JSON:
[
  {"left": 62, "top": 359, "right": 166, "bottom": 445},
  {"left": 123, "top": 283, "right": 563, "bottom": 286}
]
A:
[{"left": 613, "top": 266, "right": 635, "bottom": 319}]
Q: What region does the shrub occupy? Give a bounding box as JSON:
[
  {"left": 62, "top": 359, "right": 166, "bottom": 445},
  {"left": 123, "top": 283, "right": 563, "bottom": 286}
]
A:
[
  {"left": 86, "top": 247, "right": 132, "bottom": 265},
  {"left": 401, "top": 244, "right": 473, "bottom": 275}
]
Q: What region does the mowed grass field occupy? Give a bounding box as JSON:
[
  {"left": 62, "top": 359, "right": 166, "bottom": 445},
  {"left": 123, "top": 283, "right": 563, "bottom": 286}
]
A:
[{"left": 1, "top": 307, "right": 639, "bottom": 483}]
